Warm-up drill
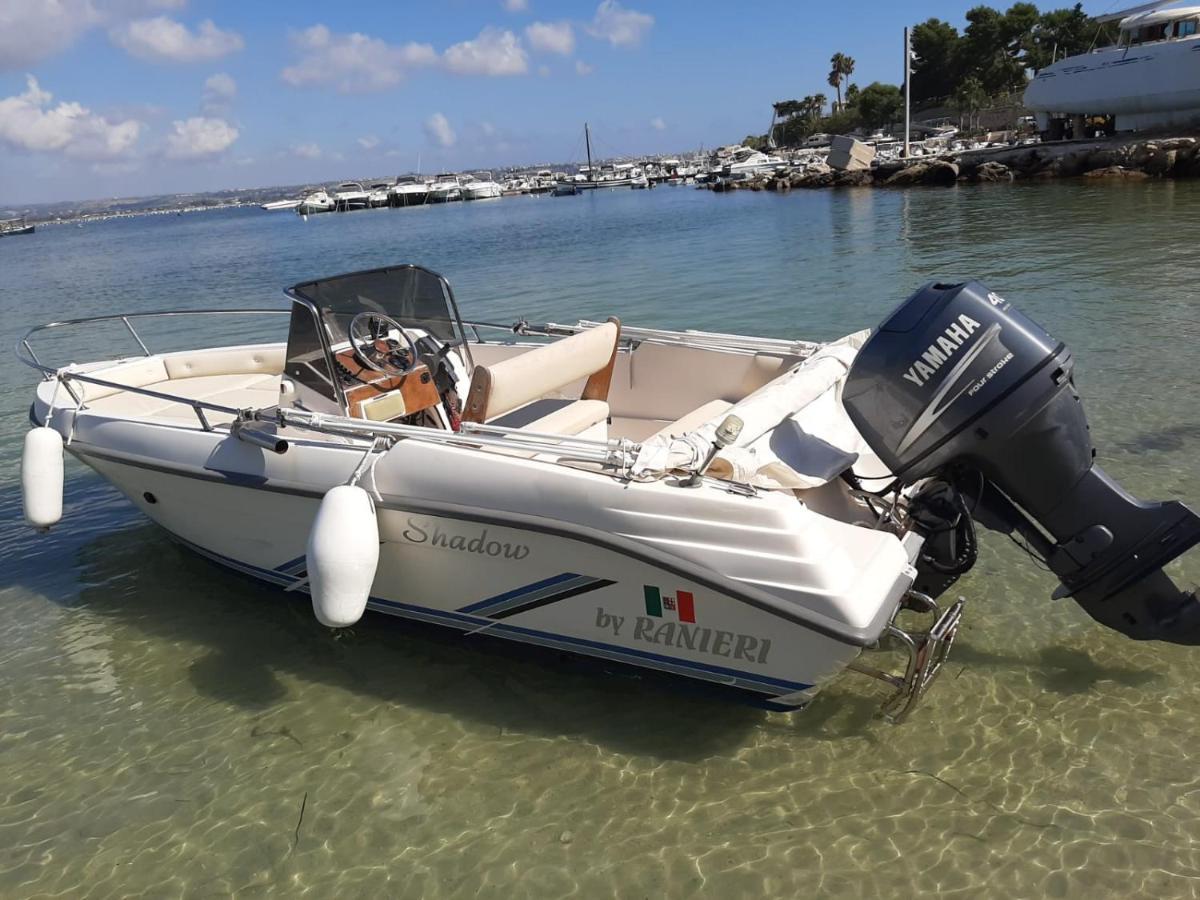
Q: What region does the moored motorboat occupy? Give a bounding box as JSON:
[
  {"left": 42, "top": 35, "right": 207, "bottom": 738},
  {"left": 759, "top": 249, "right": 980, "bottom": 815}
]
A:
[
  {"left": 332, "top": 182, "right": 371, "bottom": 211},
  {"left": 462, "top": 173, "right": 503, "bottom": 200},
  {"left": 18, "top": 269, "right": 1200, "bottom": 721},
  {"left": 389, "top": 177, "right": 430, "bottom": 207},
  {"left": 1, "top": 216, "right": 36, "bottom": 236},
  {"left": 367, "top": 182, "right": 393, "bottom": 208},
  {"left": 296, "top": 189, "right": 335, "bottom": 215},
  {"left": 427, "top": 175, "right": 463, "bottom": 203}
]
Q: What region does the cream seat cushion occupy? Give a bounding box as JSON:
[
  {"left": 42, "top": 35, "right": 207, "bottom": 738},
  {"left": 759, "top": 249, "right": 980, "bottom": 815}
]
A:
[
  {"left": 84, "top": 373, "right": 281, "bottom": 424},
  {"left": 163, "top": 347, "right": 285, "bottom": 379},
  {"left": 464, "top": 320, "right": 619, "bottom": 436},
  {"left": 467, "top": 321, "right": 619, "bottom": 421},
  {"left": 75, "top": 357, "right": 169, "bottom": 402}
]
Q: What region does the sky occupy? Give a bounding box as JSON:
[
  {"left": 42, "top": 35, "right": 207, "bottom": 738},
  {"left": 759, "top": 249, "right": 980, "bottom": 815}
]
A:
[{"left": 0, "top": 0, "right": 1113, "bottom": 205}]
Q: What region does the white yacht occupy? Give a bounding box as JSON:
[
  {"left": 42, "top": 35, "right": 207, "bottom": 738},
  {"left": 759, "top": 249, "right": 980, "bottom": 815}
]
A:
[
  {"left": 462, "top": 173, "right": 503, "bottom": 200},
  {"left": 1025, "top": 2, "right": 1200, "bottom": 134},
  {"left": 427, "top": 174, "right": 463, "bottom": 203},
  {"left": 261, "top": 198, "right": 303, "bottom": 211},
  {"left": 388, "top": 176, "right": 430, "bottom": 207},
  {"left": 296, "top": 189, "right": 335, "bottom": 215},
  {"left": 20, "top": 268, "right": 1200, "bottom": 721},
  {"left": 367, "top": 182, "right": 392, "bottom": 208},
  {"left": 722, "top": 148, "right": 786, "bottom": 178},
  {"left": 332, "top": 182, "right": 370, "bottom": 211}
]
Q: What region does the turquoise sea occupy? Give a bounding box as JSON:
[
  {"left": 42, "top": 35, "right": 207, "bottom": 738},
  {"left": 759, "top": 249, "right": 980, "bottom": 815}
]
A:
[{"left": 2, "top": 183, "right": 1199, "bottom": 897}]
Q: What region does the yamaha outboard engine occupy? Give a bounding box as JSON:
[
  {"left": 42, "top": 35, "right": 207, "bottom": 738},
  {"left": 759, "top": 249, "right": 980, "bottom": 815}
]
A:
[{"left": 842, "top": 281, "right": 1200, "bottom": 643}]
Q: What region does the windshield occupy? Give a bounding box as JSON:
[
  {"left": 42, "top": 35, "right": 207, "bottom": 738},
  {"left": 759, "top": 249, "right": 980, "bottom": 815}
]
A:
[
  {"left": 284, "top": 264, "right": 473, "bottom": 413},
  {"left": 289, "top": 264, "right": 470, "bottom": 347}
]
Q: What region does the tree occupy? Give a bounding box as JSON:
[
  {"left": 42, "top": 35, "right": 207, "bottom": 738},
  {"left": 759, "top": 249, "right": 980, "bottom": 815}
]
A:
[
  {"left": 911, "top": 18, "right": 963, "bottom": 103},
  {"left": 1025, "top": 3, "right": 1114, "bottom": 71},
  {"left": 810, "top": 93, "right": 828, "bottom": 120},
  {"left": 772, "top": 99, "right": 804, "bottom": 119},
  {"left": 857, "top": 82, "right": 904, "bottom": 129},
  {"left": 828, "top": 52, "right": 856, "bottom": 110},
  {"left": 952, "top": 75, "right": 989, "bottom": 130},
  {"left": 961, "top": 4, "right": 1037, "bottom": 95}
]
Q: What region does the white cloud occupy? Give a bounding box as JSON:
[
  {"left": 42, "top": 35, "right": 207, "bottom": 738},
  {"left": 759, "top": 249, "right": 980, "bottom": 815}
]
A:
[
  {"left": 0, "top": 0, "right": 99, "bottom": 70},
  {"left": 443, "top": 27, "right": 527, "bottom": 76},
  {"left": 650, "top": 116, "right": 665, "bottom": 131},
  {"left": 538, "top": 64, "right": 551, "bottom": 78},
  {"left": 0, "top": 1, "right": 192, "bottom": 70},
  {"left": 357, "top": 135, "right": 381, "bottom": 150},
  {"left": 424, "top": 112, "right": 455, "bottom": 148},
  {"left": 281, "top": 24, "right": 437, "bottom": 93},
  {"left": 201, "top": 72, "right": 236, "bottom": 114},
  {"left": 525, "top": 21, "right": 573, "bottom": 55},
  {"left": 111, "top": 16, "right": 244, "bottom": 63},
  {"left": 502, "top": 0, "right": 529, "bottom": 11},
  {"left": 0, "top": 75, "right": 142, "bottom": 159},
  {"left": 575, "top": 59, "right": 593, "bottom": 76},
  {"left": 164, "top": 116, "right": 238, "bottom": 159},
  {"left": 587, "top": 1, "right": 653, "bottom": 47},
  {"left": 292, "top": 142, "right": 323, "bottom": 159},
  {"left": 480, "top": 121, "right": 496, "bottom": 137}
]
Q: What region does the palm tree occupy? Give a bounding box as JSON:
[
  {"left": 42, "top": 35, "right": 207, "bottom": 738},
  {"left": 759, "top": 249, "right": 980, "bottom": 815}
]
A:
[
  {"left": 828, "top": 52, "right": 856, "bottom": 110},
  {"left": 810, "top": 94, "right": 827, "bottom": 120},
  {"left": 827, "top": 69, "right": 841, "bottom": 109}
]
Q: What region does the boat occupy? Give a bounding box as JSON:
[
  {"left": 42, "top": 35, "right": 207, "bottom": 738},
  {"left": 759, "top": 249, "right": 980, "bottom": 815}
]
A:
[
  {"left": 260, "top": 198, "right": 303, "bottom": 212},
  {"left": 367, "top": 183, "right": 393, "bottom": 208},
  {"left": 332, "top": 182, "right": 371, "bottom": 211},
  {"left": 462, "top": 173, "right": 503, "bottom": 201},
  {"left": 527, "top": 171, "right": 555, "bottom": 194},
  {"left": 389, "top": 176, "right": 430, "bottom": 207},
  {"left": 18, "top": 270, "right": 1200, "bottom": 721},
  {"left": 573, "top": 124, "right": 645, "bottom": 189},
  {"left": 0, "top": 216, "right": 35, "bottom": 236},
  {"left": 296, "top": 189, "right": 335, "bottom": 215},
  {"left": 552, "top": 181, "right": 579, "bottom": 196},
  {"left": 1025, "top": 2, "right": 1200, "bottom": 135},
  {"left": 427, "top": 174, "right": 463, "bottom": 203},
  {"left": 714, "top": 147, "right": 787, "bottom": 179}
]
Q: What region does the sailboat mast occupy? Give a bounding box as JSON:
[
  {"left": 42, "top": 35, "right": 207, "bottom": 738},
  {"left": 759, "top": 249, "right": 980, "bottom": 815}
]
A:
[{"left": 585, "top": 122, "right": 593, "bottom": 183}]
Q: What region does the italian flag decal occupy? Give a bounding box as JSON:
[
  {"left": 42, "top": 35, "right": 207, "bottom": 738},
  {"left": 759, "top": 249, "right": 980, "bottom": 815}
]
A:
[{"left": 643, "top": 585, "right": 695, "bottom": 623}]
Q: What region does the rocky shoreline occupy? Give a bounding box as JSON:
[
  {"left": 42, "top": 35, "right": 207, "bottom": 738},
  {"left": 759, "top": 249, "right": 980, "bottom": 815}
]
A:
[{"left": 708, "top": 134, "right": 1200, "bottom": 192}]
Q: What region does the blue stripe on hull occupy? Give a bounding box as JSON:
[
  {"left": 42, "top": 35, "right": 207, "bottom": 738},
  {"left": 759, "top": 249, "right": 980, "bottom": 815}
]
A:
[
  {"left": 171, "top": 535, "right": 814, "bottom": 703},
  {"left": 458, "top": 571, "right": 583, "bottom": 614}
]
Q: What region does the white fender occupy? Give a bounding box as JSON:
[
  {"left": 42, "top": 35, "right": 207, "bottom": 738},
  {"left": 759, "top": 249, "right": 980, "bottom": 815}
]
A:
[
  {"left": 22, "top": 427, "right": 64, "bottom": 530},
  {"left": 306, "top": 484, "right": 380, "bottom": 627}
]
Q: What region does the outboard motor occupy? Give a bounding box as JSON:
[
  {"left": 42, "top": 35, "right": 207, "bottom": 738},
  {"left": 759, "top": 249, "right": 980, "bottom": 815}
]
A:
[{"left": 843, "top": 281, "right": 1200, "bottom": 643}]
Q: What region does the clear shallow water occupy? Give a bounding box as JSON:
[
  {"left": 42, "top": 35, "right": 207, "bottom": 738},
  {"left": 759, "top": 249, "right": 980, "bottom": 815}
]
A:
[{"left": 2, "top": 184, "right": 1199, "bottom": 898}]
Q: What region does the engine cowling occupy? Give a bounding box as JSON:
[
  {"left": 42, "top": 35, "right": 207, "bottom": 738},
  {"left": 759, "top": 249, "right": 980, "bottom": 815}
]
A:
[{"left": 842, "top": 281, "right": 1200, "bottom": 644}]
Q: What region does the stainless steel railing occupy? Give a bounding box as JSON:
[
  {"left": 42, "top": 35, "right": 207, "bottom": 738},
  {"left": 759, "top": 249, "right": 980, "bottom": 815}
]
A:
[{"left": 16, "top": 309, "right": 289, "bottom": 431}]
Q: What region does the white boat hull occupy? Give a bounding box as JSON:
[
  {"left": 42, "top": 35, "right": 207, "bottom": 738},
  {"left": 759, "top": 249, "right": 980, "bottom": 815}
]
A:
[
  {"left": 1025, "top": 35, "right": 1200, "bottom": 130},
  {"left": 462, "top": 183, "right": 503, "bottom": 200},
  {"left": 73, "top": 441, "right": 869, "bottom": 709}
]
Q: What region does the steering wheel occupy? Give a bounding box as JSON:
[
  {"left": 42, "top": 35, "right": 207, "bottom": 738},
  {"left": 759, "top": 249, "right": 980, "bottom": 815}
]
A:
[{"left": 348, "top": 312, "right": 418, "bottom": 377}]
